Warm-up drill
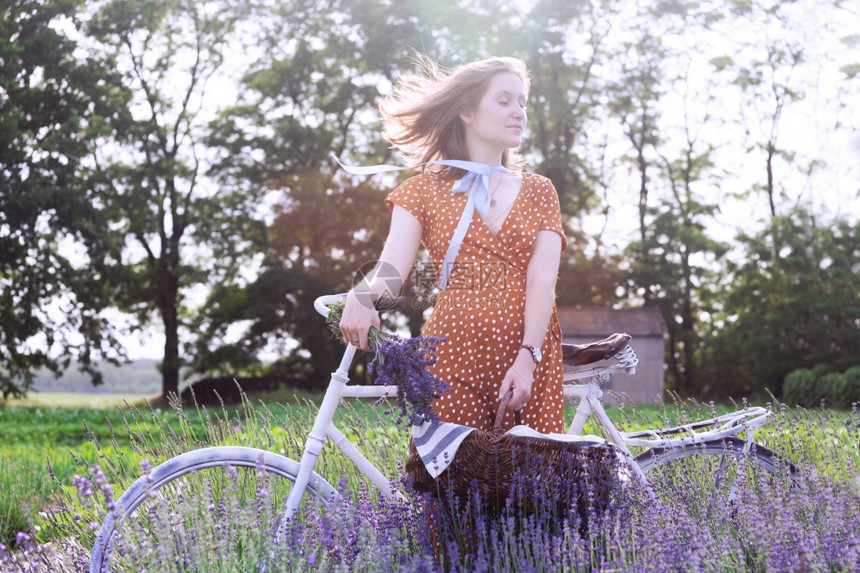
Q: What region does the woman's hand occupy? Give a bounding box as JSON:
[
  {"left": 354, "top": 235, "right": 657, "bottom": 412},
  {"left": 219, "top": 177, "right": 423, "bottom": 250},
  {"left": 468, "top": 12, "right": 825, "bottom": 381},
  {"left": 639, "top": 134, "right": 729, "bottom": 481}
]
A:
[
  {"left": 338, "top": 290, "right": 380, "bottom": 351},
  {"left": 498, "top": 350, "right": 537, "bottom": 411}
]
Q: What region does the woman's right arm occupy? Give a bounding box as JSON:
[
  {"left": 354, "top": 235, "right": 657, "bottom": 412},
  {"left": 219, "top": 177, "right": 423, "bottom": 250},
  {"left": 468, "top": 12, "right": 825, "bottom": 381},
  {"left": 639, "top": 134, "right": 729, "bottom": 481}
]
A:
[{"left": 339, "top": 205, "right": 422, "bottom": 350}]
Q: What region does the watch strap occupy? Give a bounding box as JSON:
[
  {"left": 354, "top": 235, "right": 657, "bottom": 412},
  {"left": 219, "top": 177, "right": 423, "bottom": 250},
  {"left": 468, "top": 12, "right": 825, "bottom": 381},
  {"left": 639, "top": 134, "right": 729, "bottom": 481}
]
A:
[{"left": 520, "top": 344, "right": 540, "bottom": 364}]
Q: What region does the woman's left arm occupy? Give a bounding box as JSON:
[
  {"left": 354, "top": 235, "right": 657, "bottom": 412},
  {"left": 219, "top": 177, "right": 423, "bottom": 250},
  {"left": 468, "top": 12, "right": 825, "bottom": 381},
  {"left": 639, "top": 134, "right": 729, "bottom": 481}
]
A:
[{"left": 498, "top": 230, "right": 562, "bottom": 411}]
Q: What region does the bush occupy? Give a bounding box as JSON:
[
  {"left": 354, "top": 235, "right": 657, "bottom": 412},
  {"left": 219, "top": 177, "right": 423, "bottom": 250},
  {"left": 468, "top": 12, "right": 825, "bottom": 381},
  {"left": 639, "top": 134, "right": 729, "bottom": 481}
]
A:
[
  {"left": 783, "top": 368, "right": 817, "bottom": 407},
  {"left": 179, "top": 375, "right": 317, "bottom": 405},
  {"left": 783, "top": 364, "right": 857, "bottom": 410},
  {"left": 844, "top": 366, "right": 860, "bottom": 409},
  {"left": 819, "top": 372, "right": 848, "bottom": 409}
]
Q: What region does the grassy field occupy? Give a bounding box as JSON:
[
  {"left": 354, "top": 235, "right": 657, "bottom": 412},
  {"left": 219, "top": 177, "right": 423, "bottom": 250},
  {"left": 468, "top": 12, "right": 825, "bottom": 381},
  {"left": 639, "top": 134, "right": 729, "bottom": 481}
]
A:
[
  {"left": 0, "top": 389, "right": 335, "bottom": 549},
  {"left": 1, "top": 391, "right": 858, "bottom": 571}
]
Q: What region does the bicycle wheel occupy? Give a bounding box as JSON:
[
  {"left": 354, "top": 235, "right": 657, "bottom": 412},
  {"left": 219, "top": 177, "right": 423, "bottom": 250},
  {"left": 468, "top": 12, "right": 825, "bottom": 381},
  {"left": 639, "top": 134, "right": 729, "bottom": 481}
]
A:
[
  {"left": 89, "top": 446, "right": 336, "bottom": 573},
  {"left": 634, "top": 437, "right": 799, "bottom": 520}
]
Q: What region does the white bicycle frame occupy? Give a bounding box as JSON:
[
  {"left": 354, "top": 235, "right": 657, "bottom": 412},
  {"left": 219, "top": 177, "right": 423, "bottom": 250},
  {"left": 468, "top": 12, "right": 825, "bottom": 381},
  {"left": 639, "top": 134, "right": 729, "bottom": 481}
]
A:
[
  {"left": 561, "top": 355, "right": 770, "bottom": 481},
  {"left": 283, "top": 294, "right": 773, "bottom": 518},
  {"left": 283, "top": 340, "right": 402, "bottom": 517}
]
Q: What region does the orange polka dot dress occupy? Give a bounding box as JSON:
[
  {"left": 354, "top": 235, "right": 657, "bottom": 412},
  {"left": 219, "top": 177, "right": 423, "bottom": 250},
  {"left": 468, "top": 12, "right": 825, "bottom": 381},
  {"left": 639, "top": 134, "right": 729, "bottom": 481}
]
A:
[{"left": 386, "top": 171, "right": 568, "bottom": 434}]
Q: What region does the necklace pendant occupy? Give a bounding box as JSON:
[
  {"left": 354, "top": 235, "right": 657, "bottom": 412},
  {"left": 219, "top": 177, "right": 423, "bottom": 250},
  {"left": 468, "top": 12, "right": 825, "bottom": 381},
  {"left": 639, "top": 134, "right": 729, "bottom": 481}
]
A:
[{"left": 490, "top": 198, "right": 496, "bottom": 208}]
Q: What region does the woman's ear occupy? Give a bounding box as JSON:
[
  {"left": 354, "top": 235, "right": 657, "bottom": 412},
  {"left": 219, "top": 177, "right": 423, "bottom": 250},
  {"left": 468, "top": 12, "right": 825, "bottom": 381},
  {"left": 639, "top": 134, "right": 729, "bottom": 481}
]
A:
[{"left": 459, "top": 108, "right": 473, "bottom": 125}]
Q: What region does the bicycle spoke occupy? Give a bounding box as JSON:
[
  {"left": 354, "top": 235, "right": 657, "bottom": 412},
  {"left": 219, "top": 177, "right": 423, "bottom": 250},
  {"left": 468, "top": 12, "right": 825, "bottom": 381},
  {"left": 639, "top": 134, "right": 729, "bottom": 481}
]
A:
[{"left": 90, "top": 447, "right": 335, "bottom": 572}]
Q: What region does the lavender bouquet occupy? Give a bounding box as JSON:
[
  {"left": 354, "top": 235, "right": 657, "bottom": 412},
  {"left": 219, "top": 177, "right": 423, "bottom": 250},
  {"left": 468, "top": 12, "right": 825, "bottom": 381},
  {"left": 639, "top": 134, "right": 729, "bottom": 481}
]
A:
[{"left": 326, "top": 299, "right": 449, "bottom": 425}]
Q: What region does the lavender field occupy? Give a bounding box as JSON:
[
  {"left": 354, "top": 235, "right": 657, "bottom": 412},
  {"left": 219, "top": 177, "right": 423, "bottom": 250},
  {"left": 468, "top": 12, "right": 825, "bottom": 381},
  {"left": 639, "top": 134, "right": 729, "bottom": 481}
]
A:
[{"left": 1, "top": 395, "right": 859, "bottom": 572}]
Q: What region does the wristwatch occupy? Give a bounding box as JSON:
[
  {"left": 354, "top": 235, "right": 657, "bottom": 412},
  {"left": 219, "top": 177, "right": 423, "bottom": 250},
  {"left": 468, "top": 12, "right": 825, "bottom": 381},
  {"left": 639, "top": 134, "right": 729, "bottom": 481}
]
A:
[{"left": 520, "top": 344, "right": 542, "bottom": 365}]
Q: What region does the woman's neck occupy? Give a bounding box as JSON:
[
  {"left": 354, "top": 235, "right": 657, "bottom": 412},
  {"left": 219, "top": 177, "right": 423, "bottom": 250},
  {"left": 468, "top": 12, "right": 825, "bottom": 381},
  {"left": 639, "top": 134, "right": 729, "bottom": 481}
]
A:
[{"left": 465, "top": 145, "right": 505, "bottom": 167}]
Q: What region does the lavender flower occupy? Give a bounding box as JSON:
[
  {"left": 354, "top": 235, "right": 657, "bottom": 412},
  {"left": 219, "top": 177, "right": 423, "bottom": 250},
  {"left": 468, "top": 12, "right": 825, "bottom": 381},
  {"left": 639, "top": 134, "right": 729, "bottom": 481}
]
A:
[
  {"left": 327, "top": 299, "right": 449, "bottom": 424},
  {"left": 141, "top": 458, "right": 157, "bottom": 499},
  {"left": 72, "top": 474, "right": 94, "bottom": 508},
  {"left": 368, "top": 335, "right": 449, "bottom": 425}
]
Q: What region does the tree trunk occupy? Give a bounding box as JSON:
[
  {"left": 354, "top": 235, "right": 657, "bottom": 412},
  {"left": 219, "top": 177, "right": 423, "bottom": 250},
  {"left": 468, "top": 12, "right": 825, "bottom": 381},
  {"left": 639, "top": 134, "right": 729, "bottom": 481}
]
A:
[
  {"left": 160, "top": 270, "right": 181, "bottom": 400},
  {"left": 680, "top": 278, "right": 696, "bottom": 396},
  {"left": 162, "top": 305, "right": 180, "bottom": 400}
]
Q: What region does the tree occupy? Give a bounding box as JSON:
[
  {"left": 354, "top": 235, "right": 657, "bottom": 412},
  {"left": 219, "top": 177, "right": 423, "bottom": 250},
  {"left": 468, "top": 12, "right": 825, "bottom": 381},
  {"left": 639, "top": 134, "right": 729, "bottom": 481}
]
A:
[
  {"left": 698, "top": 210, "right": 859, "bottom": 399},
  {"left": 624, "top": 160, "right": 727, "bottom": 396},
  {"left": 79, "top": 0, "right": 262, "bottom": 399},
  {"left": 623, "top": 117, "right": 727, "bottom": 396},
  {"left": 195, "top": 0, "right": 426, "bottom": 383},
  {"left": 607, "top": 3, "right": 736, "bottom": 395},
  {"left": 603, "top": 24, "right": 667, "bottom": 307},
  {"left": 198, "top": 0, "right": 640, "bottom": 382},
  {"left": 199, "top": 0, "right": 663, "bottom": 378},
  {"left": 515, "top": 0, "right": 626, "bottom": 306},
  {"left": 705, "top": 0, "right": 859, "bottom": 224},
  {"left": 0, "top": 0, "right": 129, "bottom": 398},
  {"left": 712, "top": 0, "right": 806, "bottom": 218}
]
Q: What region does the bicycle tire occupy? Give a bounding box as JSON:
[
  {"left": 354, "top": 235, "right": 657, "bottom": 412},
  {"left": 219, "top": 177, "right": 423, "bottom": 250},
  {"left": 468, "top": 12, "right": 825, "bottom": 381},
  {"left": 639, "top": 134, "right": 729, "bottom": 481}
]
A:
[
  {"left": 89, "top": 446, "right": 336, "bottom": 573},
  {"left": 634, "top": 437, "right": 799, "bottom": 519}
]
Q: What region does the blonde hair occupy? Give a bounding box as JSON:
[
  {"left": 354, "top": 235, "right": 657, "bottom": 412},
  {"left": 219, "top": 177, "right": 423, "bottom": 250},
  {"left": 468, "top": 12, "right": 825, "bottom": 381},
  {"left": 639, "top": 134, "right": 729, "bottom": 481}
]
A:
[{"left": 379, "top": 56, "right": 530, "bottom": 177}]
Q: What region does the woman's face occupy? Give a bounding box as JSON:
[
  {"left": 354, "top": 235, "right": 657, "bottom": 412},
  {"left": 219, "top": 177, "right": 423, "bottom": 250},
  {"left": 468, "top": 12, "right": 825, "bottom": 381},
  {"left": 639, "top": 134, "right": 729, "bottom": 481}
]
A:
[{"left": 461, "top": 72, "right": 528, "bottom": 157}]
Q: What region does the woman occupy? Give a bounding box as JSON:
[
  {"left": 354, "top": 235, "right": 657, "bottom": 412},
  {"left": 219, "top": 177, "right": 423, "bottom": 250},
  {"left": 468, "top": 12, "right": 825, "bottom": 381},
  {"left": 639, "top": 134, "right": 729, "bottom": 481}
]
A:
[{"left": 339, "top": 57, "right": 567, "bottom": 434}]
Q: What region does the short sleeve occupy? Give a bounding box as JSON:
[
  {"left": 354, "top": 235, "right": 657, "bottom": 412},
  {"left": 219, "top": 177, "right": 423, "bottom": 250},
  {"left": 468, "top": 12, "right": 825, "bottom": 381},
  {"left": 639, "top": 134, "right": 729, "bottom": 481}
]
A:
[
  {"left": 538, "top": 178, "right": 568, "bottom": 252},
  {"left": 385, "top": 175, "right": 428, "bottom": 228}
]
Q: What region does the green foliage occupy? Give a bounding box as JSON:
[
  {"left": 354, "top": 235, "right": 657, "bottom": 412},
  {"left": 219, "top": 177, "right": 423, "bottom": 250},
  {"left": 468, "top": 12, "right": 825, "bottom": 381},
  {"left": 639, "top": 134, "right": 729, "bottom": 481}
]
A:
[
  {"left": 623, "top": 176, "right": 727, "bottom": 396},
  {"left": 699, "top": 210, "right": 860, "bottom": 399},
  {"left": 783, "top": 368, "right": 820, "bottom": 408},
  {"left": 0, "top": 0, "right": 130, "bottom": 398},
  {"left": 784, "top": 366, "right": 860, "bottom": 411},
  {"left": 194, "top": 0, "right": 427, "bottom": 383},
  {"left": 820, "top": 372, "right": 848, "bottom": 410},
  {"left": 556, "top": 244, "right": 626, "bottom": 307},
  {"left": 709, "top": 55, "right": 734, "bottom": 70},
  {"left": 846, "top": 367, "right": 860, "bottom": 408},
  {"left": 841, "top": 63, "right": 860, "bottom": 79}
]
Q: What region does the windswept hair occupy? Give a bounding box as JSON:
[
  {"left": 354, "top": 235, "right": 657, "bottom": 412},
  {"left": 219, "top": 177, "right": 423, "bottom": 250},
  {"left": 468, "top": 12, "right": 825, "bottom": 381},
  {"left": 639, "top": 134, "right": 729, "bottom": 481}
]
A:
[{"left": 379, "top": 56, "right": 530, "bottom": 177}]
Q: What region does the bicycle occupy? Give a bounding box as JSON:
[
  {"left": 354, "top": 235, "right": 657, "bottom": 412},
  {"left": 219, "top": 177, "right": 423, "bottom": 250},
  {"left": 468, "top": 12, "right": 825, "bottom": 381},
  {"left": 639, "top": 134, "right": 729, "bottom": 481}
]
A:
[{"left": 88, "top": 293, "right": 799, "bottom": 572}]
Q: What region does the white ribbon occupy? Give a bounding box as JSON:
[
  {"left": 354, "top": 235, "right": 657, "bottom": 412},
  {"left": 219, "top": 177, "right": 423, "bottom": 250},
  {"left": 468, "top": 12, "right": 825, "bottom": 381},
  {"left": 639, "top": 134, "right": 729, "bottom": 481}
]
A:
[{"left": 331, "top": 153, "right": 510, "bottom": 290}]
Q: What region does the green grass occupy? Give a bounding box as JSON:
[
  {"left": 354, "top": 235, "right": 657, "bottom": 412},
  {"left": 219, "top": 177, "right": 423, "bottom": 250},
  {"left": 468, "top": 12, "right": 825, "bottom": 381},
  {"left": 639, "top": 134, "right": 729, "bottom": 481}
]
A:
[
  {"left": 0, "top": 396, "right": 206, "bottom": 547},
  {"left": 1, "top": 390, "right": 858, "bottom": 557}
]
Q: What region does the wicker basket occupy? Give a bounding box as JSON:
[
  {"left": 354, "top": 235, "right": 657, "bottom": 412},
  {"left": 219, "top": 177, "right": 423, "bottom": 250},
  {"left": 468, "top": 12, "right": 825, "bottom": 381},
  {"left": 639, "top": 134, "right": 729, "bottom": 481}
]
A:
[{"left": 406, "top": 393, "right": 618, "bottom": 514}]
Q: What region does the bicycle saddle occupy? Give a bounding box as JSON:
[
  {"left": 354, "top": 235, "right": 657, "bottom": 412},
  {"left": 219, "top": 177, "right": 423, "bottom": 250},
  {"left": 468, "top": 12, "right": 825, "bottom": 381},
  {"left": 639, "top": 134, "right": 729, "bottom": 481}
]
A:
[{"left": 561, "top": 333, "right": 631, "bottom": 367}]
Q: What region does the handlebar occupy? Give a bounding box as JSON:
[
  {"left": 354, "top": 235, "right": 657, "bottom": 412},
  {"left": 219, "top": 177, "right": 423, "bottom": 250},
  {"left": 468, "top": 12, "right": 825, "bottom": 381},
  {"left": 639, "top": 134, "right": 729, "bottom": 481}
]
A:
[
  {"left": 314, "top": 293, "right": 347, "bottom": 318},
  {"left": 314, "top": 293, "right": 405, "bottom": 319}
]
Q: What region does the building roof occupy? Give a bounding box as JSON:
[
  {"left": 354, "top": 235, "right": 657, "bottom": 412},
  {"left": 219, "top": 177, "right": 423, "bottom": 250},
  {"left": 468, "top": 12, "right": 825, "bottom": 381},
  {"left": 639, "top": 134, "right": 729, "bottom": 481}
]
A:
[{"left": 557, "top": 306, "right": 666, "bottom": 337}]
